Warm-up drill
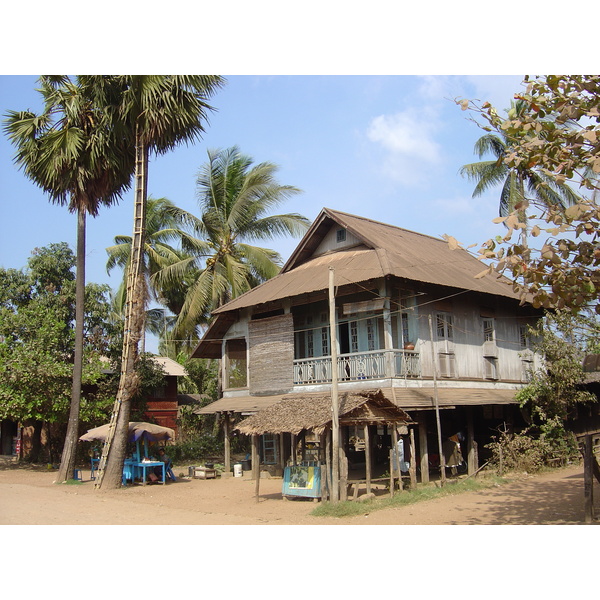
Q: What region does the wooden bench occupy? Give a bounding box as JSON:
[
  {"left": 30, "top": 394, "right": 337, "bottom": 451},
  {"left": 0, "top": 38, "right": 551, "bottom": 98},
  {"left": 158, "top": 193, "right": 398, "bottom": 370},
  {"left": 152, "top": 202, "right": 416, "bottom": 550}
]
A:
[{"left": 346, "top": 477, "right": 399, "bottom": 500}]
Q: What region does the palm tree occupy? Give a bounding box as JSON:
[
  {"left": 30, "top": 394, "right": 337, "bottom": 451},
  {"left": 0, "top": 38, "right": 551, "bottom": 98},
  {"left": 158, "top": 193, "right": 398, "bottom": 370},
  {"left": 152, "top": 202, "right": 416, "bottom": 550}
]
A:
[
  {"left": 3, "top": 76, "right": 134, "bottom": 483},
  {"left": 153, "top": 146, "right": 310, "bottom": 341},
  {"left": 106, "top": 195, "right": 193, "bottom": 351},
  {"left": 97, "top": 75, "right": 225, "bottom": 490},
  {"left": 460, "top": 100, "right": 580, "bottom": 221}
]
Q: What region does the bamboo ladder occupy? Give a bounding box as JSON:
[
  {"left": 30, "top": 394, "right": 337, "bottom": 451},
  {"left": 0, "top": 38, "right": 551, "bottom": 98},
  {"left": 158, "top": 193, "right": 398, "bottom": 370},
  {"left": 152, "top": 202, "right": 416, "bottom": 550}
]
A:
[{"left": 94, "top": 137, "right": 148, "bottom": 488}]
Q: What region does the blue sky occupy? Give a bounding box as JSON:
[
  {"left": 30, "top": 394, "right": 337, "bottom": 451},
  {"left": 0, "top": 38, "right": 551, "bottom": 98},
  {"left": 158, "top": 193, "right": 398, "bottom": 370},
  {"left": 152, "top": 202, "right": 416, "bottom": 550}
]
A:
[{"left": 1, "top": 75, "right": 529, "bottom": 351}]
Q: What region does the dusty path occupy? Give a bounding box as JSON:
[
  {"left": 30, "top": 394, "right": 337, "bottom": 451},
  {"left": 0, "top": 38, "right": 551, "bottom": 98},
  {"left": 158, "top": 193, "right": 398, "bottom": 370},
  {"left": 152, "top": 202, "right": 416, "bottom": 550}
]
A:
[{"left": 0, "top": 463, "right": 597, "bottom": 525}]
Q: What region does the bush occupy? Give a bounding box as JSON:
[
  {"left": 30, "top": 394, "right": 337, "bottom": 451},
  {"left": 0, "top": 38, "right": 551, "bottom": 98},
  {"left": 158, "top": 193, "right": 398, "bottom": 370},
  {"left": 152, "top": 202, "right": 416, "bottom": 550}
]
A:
[{"left": 486, "top": 431, "right": 549, "bottom": 473}]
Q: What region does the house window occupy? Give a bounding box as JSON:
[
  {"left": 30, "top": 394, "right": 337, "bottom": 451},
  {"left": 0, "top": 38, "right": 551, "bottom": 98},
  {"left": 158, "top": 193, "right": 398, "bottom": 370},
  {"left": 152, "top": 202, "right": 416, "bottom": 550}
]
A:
[
  {"left": 484, "top": 356, "right": 499, "bottom": 380},
  {"left": 307, "top": 329, "right": 314, "bottom": 357},
  {"left": 149, "top": 385, "right": 166, "bottom": 398},
  {"left": 336, "top": 228, "right": 347, "bottom": 243},
  {"left": 350, "top": 321, "right": 359, "bottom": 353},
  {"left": 225, "top": 339, "right": 247, "bottom": 388},
  {"left": 321, "top": 327, "right": 330, "bottom": 356},
  {"left": 436, "top": 313, "right": 453, "bottom": 340},
  {"left": 521, "top": 358, "right": 534, "bottom": 382},
  {"left": 262, "top": 434, "right": 278, "bottom": 464},
  {"left": 438, "top": 352, "right": 456, "bottom": 377},
  {"left": 401, "top": 313, "right": 410, "bottom": 347},
  {"left": 519, "top": 325, "right": 531, "bottom": 349},
  {"left": 367, "top": 318, "right": 376, "bottom": 351},
  {"left": 483, "top": 318, "right": 495, "bottom": 342}
]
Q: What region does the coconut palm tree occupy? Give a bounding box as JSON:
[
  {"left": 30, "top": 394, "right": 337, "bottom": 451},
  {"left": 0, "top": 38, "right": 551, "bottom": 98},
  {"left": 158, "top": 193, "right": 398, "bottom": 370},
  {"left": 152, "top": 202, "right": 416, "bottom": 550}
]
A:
[
  {"left": 3, "top": 76, "right": 134, "bottom": 483},
  {"left": 97, "top": 75, "right": 225, "bottom": 490},
  {"left": 106, "top": 195, "right": 193, "bottom": 351},
  {"left": 154, "top": 146, "right": 310, "bottom": 340},
  {"left": 460, "top": 100, "right": 580, "bottom": 220}
]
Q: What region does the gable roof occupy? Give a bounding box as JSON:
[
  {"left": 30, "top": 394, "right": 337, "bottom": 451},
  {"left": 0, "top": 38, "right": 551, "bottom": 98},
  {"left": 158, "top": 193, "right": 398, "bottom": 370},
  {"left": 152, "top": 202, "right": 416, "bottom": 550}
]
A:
[{"left": 211, "top": 207, "right": 521, "bottom": 316}]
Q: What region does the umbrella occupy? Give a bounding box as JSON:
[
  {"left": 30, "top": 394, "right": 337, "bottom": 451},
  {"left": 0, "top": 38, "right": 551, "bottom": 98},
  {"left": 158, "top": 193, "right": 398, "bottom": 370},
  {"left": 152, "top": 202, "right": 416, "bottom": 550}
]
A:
[{"left": 79, "top": 421, "right": 174, "bottom": 443}]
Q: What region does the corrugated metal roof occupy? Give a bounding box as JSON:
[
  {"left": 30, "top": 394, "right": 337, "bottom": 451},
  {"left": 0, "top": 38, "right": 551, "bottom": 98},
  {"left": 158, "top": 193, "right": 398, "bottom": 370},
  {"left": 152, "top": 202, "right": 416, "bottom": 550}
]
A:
[
  {"left": 212, "top": 208, "right": 521, "bottom": 315},
  {"left": 152, "top": 356, "right": 187, "bottom": 377}
]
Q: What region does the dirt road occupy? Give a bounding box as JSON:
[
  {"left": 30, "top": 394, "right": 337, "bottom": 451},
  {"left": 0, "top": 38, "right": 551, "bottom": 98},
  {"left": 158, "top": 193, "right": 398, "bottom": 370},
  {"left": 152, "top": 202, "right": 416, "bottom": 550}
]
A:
[{"left": 0, "top": 463, "right": 597, "bottom": 525}]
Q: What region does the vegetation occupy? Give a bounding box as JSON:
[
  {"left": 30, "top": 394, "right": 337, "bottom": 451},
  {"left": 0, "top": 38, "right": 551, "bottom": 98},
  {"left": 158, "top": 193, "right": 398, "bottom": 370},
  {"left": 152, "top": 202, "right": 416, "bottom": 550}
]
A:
[
  {"left": 460, "top": 99, "right": 579, "bottom": 222},
  {"left": 3, "top": 76, "right": 133, "bottom": 482},
  {"left": 0, "top": 244, "right": 120, "bottom": 462},
  {"left": 98, "top": 75, "right": 225, "bottom": 490},
  {"left": 485, "top": 310, "right": 598, "bottom": 473},
  {"left": 456, "top": 75, "right": 600, "bottom": 314},
  {"left": 311, "top": 473, "right": 507, "bottom": 518},
  {"left": 153, "top": 146, "right": 309, "bottom": 342}
]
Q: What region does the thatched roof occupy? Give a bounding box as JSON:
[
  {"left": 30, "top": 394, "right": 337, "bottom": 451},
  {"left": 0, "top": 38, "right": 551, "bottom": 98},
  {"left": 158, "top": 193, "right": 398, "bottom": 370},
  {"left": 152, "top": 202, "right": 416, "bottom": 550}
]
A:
[{"left": 235, "top": 389, "right": 412, "bottom": 436}]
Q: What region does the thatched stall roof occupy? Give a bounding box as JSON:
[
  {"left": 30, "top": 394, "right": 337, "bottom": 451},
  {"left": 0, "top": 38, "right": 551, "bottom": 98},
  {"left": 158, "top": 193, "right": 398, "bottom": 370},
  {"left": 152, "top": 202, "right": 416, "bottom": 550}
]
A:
[{"left": 236, "top": 389, "right": 412, "bottom": 436}]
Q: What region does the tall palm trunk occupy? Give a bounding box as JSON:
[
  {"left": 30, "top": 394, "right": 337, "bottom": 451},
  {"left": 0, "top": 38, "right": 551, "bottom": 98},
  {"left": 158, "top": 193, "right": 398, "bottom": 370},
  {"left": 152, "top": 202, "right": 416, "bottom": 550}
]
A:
[
  {"left": 56, "top": 209, "right": 86, "bottom": 482},
  {"left": 96, "top": 129, "right": 149, "bottom": 489}
]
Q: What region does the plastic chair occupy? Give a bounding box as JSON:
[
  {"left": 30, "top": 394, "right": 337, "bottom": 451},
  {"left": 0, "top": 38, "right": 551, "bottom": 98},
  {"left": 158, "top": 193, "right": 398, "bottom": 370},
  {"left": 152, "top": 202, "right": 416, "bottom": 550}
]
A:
[{"left": 165, "top": 459, "right": 177, "bottom": 482}]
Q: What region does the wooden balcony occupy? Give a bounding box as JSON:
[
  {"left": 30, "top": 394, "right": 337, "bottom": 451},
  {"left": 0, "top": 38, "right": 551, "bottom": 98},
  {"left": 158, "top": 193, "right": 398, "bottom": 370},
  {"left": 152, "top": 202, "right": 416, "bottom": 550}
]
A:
[{"left": 293, "top": 349, "right": 420, "bottom": 385}]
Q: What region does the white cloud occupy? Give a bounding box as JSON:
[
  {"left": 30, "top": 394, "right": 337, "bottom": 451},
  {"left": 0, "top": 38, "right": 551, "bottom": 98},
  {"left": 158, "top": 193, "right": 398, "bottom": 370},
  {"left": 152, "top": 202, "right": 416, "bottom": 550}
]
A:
[{"left": 366, "top": 107, "right": 442, "bottom": 185}]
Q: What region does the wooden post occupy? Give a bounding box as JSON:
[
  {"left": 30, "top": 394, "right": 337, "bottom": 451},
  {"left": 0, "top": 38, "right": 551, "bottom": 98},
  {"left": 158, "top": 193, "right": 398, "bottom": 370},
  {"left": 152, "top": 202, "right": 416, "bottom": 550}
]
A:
[
  {"left": 428, "top": 314, "right": 446, "bottom": 486},
  {"left": 364, "top": 424, "right": 372, "bottom": 494},
  {"left": 409, "top": 427, "right": 417, "bottom": 489},
  {"left": 339, "top": 446, "right": 348, "bottom": 501},
  {"left": 584, "top": 434, "right": 594, "bottom": 524},
  {"left": 223, "top": 412, "right": 231, "bottom": 475},
  {"left": 252, "top": 434, "right": 260, "bottom": 503},
  {"left": 467, "top": 406, "right": 476, "bottom": 476},
  {"left": 291, "top": 433, "right": 296, "bottom": 465},
  {"left": 418, "top": 412, "right": 429, "bottom": 484},
  {"left": 325, "top": 428, "right": 331, "bottom": 501},
  {"left": 391, "top": 425, "right": 403, "bottom": 492},
  {"left": 329, "top": 266, "right": 340, "bottom": 503},
  {"left": 389, "top": 449, "right": 395, "bottom": 497}
]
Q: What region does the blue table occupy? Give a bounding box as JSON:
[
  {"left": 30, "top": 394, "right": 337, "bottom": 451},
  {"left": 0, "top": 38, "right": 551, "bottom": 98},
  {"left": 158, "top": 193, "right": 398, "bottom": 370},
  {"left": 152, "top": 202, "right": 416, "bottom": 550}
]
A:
[
  {"left": 90, "top": 458, "right": 164, "bottom": 485},
  {"left": 135, "top": 461, "right": 166, "bottom": 485}
]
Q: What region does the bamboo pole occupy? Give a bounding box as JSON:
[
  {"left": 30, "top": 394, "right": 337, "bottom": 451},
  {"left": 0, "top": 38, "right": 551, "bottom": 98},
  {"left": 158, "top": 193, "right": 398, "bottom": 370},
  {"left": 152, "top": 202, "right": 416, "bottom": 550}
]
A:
[
  {"left": 329, "top": 266, "right": 340, "bottom": 503},
  {"left": 252, "top": 434, "right": 260, "bottom": 503},
  {"left": 428, "top": 314, "right": 446, "bottom": 486},
  {"left": 389, "top": 449, "right": 395, "bottom": 497},
  {"left": 364, "top": 424, "right": 372, "bottom": 494},
  {"left": 418, "top": 412, "right": 429, "bottom": 484},
  {"left": 223, "top": 412, "right": 231, "bottom": 475}
]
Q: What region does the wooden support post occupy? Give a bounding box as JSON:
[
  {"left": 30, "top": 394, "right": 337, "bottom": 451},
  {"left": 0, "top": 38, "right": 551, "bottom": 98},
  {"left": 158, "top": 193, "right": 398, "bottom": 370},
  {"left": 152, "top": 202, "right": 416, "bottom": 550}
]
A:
[
  {"left": 364, "top": 424, "right": 372, "bottom": 494},
  {"left": 329, "top": 267, "right": 340, "bottom": 503},
  {"left": 278, "top": 433, "right": 285, "bottom": 471},
  {"left": 409, "top": 427, "right": 417, "bottom": 489},
  {"left": 325, "top": 428, "right": 331, "bottom": 501},
  {"left": 223, "top": 412, "right": 231, "bottom": 474},
  {"left": 391, "top": 425, "right": 403, "bottom": 492},
  {"left": 389, "top": 449, "right": 395, "bottom": 498},
  {"left": 467, "top": 406, "right": 476, "bottom": 476},
  {"left": 291, "top": 433, "right": 296, "bottom": 465},
  {"left": 418, "top": 412, "right": 429, "bottom": 484},
  {"left": 584, "top": 434, "right": 594, "bottom": 524},
  {"left": 252, "top": 434, "right": 260, "bottom": 503},
  {"left": 428, "top": 314, "right": 446, "bottom": 486},
  {"left": 339, "top": 447, "right": 348, "bottom": 501}
]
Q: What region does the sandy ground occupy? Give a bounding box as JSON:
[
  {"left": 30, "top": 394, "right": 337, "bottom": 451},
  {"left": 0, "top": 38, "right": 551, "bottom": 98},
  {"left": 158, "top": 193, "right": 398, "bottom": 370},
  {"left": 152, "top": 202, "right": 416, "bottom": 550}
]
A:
[{"left": 0, "top": 462, "right": 598, "bottom": 525}]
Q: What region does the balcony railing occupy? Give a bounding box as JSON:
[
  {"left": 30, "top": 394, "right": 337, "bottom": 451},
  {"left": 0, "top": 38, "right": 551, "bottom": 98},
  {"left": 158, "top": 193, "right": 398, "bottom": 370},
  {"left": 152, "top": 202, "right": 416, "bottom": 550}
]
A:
[{"left": 293, "top": 349, "right": 420, "bottom": 385}]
